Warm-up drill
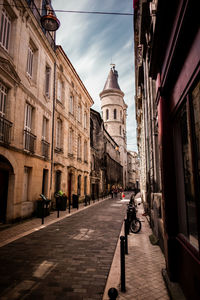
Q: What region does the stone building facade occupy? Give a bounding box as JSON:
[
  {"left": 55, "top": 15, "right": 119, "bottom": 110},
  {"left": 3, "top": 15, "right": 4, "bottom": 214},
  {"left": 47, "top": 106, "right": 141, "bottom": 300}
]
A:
[
  {"left": 90, "top": 108, "right": 122, "bottom": 199},
  {"left": 0, "top": 0, "right": 93, "bottom": 223},
  {"left": 127, "top": 151, "right": 140, "bottom": 190},
  {"left": 100, "top": 65, "right": 128, "bottom": 188},
  {"left": 53, "top": 46, "right": 93, "bottom": 203},
  {"left": 134, "top": 0, "right": 200, "bottom": 298}
]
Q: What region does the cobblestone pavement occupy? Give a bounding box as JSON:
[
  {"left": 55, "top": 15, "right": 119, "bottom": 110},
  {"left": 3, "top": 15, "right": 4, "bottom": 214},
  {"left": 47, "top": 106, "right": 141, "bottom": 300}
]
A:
[
  {"left": 0, "top": 196, "right": 128, "bottom": 300},
  {"left": 103, "top": 203, "right": 170, "bottom": 300}
]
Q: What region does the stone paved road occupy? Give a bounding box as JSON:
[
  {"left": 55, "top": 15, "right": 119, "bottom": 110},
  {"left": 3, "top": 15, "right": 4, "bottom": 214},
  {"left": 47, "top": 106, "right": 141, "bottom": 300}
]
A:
[{"left": 0, "top": 197, "right": 128, "bottom": 300}]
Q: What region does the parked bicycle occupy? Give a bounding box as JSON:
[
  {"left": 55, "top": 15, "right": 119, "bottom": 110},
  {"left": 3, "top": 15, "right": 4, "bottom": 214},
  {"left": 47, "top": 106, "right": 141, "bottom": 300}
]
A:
[{"left": 127, "top": 197, "right": 142, "bottom": 233}]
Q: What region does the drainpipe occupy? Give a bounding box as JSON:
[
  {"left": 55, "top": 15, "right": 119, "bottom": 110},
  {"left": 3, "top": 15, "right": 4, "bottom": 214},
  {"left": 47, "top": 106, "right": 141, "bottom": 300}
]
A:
[{"left": 50, "top": 60, "right": 56, "bottom": 198}]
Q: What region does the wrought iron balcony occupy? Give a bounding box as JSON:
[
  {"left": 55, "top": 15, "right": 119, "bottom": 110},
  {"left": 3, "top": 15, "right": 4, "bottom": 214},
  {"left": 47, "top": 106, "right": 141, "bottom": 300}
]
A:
[
  {"left": 0, "top": 116, "right": 12, "bottom": 144},
  {"left": 41, "top": 139, "right": 50, "bottom": 158},
  {"left": 24, "top": 130, "right": 36, "bottom": 153}
]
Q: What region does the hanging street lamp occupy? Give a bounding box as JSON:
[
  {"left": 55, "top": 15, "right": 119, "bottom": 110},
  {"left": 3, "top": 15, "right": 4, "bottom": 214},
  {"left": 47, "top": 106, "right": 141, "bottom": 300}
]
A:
[{"left": 41, "top": 1, "right": 60, "bottom": 31}]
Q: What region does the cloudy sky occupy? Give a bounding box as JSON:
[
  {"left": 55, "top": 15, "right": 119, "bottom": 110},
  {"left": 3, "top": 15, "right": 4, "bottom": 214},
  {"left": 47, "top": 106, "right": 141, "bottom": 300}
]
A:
[{"left": 52, "top": 0, "right": 136, "bottom": 152}]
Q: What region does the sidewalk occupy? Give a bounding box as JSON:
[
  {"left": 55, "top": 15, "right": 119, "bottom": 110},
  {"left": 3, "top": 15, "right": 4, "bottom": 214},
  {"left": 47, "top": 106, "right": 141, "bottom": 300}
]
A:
[
  {"left": 103, "top": 202, "right": 170, "bottom": 300},
  {"left": 0, "top": 197, "right": 109, "bottom": 248}
]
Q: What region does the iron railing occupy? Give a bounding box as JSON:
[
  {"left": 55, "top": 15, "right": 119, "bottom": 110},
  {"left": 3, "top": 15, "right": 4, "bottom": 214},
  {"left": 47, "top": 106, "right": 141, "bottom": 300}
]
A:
[
  {"left": 0, "top": 116, "right": 12, "bottom": 144},
  {"left": 24, "top": 130, "right": 36, "bottom": 153}
]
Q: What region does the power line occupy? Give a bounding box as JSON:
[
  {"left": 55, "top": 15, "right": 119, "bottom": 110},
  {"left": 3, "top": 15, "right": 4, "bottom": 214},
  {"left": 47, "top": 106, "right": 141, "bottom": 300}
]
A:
[{"left": 0, "top": 3, "right": 134, "bottom": 16}]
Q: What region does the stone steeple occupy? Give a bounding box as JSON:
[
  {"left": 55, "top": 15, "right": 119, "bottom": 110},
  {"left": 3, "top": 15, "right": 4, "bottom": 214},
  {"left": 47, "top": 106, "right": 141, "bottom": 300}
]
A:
[
  {"left": 103, "top": 65, "right": 121, "bottom": 91},
  {"left": 100, "top": 64, "right": 128, "bottom": 188}
]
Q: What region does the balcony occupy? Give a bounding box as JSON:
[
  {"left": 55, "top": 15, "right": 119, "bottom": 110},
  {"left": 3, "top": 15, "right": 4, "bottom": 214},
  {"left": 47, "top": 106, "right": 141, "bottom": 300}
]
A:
[
  {"left": 41, "top": 139, "right": 50, "bottom": 159},
  {"left": 0, "top": 116, "right": 12, "bottom": 144},
  {"left": 24, "top": 130, "right": 36, "bottom": 153}
]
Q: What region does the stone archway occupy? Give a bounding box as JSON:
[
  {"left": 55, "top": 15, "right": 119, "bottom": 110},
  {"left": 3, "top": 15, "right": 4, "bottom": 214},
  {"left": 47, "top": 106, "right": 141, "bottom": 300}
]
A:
[{"left": 0, "top": 155, "right": 14, "bottom": 223}]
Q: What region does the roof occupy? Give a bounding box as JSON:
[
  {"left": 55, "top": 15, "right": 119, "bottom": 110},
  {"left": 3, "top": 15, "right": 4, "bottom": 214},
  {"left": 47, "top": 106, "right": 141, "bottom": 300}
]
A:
[{"left": 103, "top": 66, "right": 121, "bottom": 91}]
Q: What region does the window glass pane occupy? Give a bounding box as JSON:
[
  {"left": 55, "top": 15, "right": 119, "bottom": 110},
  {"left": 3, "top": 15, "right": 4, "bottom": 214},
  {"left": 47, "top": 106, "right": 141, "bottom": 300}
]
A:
[
  {"left": 192, "top": 80, "right": 200, "bottom": 184},
  {"left": 0, "top": 9, "right": 11, "bottom": 51},
  {"left": 180, "top": 103, "right": 198, "bottom": 249},
  {"left": 0, "top": 82, "right": 7, "bottom": 116}
]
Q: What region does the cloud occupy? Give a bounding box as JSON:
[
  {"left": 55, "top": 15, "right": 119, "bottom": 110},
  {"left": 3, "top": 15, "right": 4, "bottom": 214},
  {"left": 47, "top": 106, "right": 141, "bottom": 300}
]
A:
[{"left": 52, "top": 0, "right": 137, "bottom": 152}]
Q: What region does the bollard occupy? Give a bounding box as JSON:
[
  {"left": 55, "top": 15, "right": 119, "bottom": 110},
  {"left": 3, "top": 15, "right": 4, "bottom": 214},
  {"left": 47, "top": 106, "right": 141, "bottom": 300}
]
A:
[
  {"left": 42, "top": 201, "right": 44, "bottom": 225},
  {"left": 57, "top": 207, "right": 60, "bottom": 218},
  {"left": 120, "top": 236, "right": 126, "bottom": 292},
  {"left": 108, "top": 287, "right": 118, "bottom": 299},
  {"left": 124, "top": 219, "right": 128, "bottom": 255},
  {"left": 68, "top": 198, "right": 71, "bottom": 214}
]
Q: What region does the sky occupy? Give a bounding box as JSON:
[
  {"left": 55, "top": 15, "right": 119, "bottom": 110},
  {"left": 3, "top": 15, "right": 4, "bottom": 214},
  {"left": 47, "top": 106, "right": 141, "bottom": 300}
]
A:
[{"left": 52, "top": 0, "right": 137, "bottom": 152}]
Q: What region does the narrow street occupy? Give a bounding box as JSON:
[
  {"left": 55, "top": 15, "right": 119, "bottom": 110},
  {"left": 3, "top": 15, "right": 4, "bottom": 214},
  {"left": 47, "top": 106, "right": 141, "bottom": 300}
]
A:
[{"left": 0, "top": 196, "right": 128, "bottom": 300}]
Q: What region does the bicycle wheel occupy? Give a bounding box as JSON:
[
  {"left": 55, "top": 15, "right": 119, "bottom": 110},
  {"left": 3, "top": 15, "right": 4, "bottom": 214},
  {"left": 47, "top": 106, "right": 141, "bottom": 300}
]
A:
[{"left": 130, "top": 219, "right": 141, "bottom": 233}]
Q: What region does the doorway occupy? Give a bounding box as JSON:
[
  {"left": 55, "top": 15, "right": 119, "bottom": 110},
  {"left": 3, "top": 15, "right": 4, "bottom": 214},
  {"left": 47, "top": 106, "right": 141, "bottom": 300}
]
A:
[
  {"left": 0, "top": 169, "right": 9, "bottom": 223},
  {"left": 42, "top": 169, "right": 48, "bottom": 196}
]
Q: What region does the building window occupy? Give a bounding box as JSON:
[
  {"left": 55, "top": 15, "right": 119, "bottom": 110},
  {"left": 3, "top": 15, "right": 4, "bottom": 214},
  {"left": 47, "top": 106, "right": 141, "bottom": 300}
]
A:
[
  {"left": 26, "top": 45, "right": 34, "bottom": 78},
  {"left": 0, "top": 9, "right": 11, "bottom": 51},
  {"left": 57, "top": 79, "right": 63, "bottom": 102},
  {"left": 0, "top": 82, "right": 7, "bottom": 117},
  {"left": 68, "top": 128, "right": 73, "bottom": 154},
  {"left": 84, "top": 140, "right": 87, "bottom": 162},
  {"left": 106, "top": 109, "right": 109, "bottom": 120},
  {"left": 42, "top": 117, "right": 48, "bottom": 141},
  {"left": 56, "top": 119, "right": 62, "bottom": 150},
  {"left": 45, "top": 65, "right": 51, "bottom": 97},
  {"left": 175, "top": 79, "right": 200, "bottom": 250},
  {"left": 24, "top": 103, "right": 33, "bottom": 133},
  {"left": 84, "top": 111, "right": 87, "bottom": 129},
  {"left": 78, "top": 104, "right": 82, "bottom": 123},
  {"left": 77, "top": 135, "right": 81, "bottom": 160},
  {"left": 69, "top": 95, "right": 74, "bottom": 114},
  {"left": 42, "top": 117, "right": 49, "bottom": 158},
  {"left": 119, "top": 125, "right": 122, "bottom": 135},
  {"left": 114, "top": 108, "right": 117, "bottom": 119},
  {"left": 24, "top": 103, "right": 36, "bottom": 152}
]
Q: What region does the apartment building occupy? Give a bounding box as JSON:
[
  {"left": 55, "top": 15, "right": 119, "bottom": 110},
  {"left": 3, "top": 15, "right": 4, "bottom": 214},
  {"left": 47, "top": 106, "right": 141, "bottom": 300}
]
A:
[
  {"left": 0, "top": 1, "right": 93, "bottom": 223},
  {"left": 54, "top": 46, "right": 93, "bottom": 203}
]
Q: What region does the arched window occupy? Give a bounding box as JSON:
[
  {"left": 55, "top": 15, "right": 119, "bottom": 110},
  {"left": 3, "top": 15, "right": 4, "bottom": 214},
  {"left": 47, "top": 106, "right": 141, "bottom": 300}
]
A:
[
  {"left": 119, "top": 125, "right": 122, "bottom": 135},
  {"left": 114, "top": 109, "right": 117, "bottom": 119},
  {"left": 106, "top": 109, "right": 109, "bottom": 120}
]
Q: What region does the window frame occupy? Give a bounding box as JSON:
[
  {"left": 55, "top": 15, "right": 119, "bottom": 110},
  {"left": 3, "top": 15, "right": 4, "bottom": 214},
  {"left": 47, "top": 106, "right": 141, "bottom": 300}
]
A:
[
  {"left": 174, "top": 79, "right": 200, "bottom": 251},
  {"left": 69, "top": 95, "right": 74, "bottom": 115},
  {"left": 0, "top": 81, "right": 7, "bottom": 117},
  {"left": 26, "top": 45, "right": 34, "bottom": 78},
  {"left": 45, "top": 65, "right": 51, "bottom": 97},
  {"left": 0, "top": 8, "right": 11, "bottom": 52},
  {"left": 56, "top": 118, "right": 62, "bottom": 150}
]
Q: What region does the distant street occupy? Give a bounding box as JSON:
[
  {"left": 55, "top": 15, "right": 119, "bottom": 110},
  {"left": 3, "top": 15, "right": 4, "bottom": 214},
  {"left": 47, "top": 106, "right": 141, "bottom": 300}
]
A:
[{"left": 0, "top": 195, "right": 129, "bottom": 300}]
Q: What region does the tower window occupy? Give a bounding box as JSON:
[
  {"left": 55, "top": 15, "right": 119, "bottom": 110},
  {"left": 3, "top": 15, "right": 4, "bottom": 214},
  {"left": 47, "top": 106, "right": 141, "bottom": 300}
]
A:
[
  {"left": 106, "top": 109, "right": 109, "bottom": 120},
  {"left": 114, "top": 109, "right": 117, "bottom": 119}
]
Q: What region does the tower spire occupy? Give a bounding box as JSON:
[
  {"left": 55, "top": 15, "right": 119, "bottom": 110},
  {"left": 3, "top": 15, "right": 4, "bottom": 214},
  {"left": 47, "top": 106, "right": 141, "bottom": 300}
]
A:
[{"left": 102, "top": 64, "right": 121, "bottom": 91}]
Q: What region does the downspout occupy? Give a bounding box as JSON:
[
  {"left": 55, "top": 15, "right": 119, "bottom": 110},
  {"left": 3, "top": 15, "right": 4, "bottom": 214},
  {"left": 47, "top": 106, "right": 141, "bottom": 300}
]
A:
[{"left": 50, "top": 59, "right": 56, "bottom": 199}]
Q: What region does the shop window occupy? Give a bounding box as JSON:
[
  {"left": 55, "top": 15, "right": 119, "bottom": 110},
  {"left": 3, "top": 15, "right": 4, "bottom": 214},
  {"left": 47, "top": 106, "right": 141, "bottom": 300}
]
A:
[{"left": 175, "top": 79, "right": 200, "bottom": 250}]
